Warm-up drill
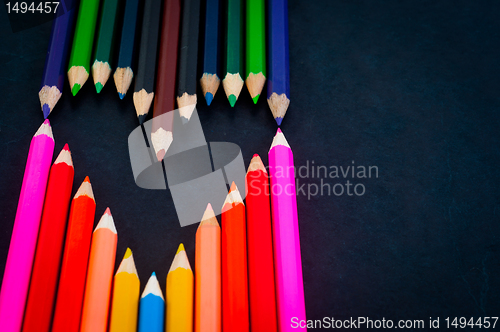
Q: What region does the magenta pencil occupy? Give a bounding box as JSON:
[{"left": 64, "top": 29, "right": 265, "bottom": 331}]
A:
[
  {"left": 268, "top": 128, "right": 306, "bottom": 331},
  {"left": 0, "top": 119, "right": 55, "bottom": 332}
]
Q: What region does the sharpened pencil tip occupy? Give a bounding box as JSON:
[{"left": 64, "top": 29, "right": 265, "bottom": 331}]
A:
[
  {"left": 104, "top": 207, "right": 111, "bottom": 216},
  {"left": 228, "top": 94, "right": 237, "bottom": 107},
  {"left": 277, "top": 128, "right": 282, "bottom": 134},
  {"left": 152, "top": 271, "right": 156, "bottom": 277},
  {"left": 253, "top": 154, "right": 259, "bottom": 158},
  {"left": 95, "top": 82, "right": 103, "bottom": 93},
  {"left": 176, "top": 243, "right": 185, "bottom": 254},
  {"left": 42, "top": 104, "right": 51, "bottom": 118},
  {"left": 84, "top": 176, "right": 90, "bottom": 183},
  {"left": 124, "top": 248, "right": 132, "bottom": 259},
  {"left": 205, "top": 92, "right": 214, "bottom": 105},
  {"left": 43, "top": 119, "right": 50, "bottom": 125},
  {"left": 137, "top": 114, "right": 147, "bottom": 125},
  {"left": 118, "top": 93, "right": 125, "bottom": 100},
  {"left": 252, "top": 94, "right": 260, "bottom": 104},
  {"left": 275, "top": 117, "right": 283, "bottom": 126},
  {"left": 71, "top": 84, "right": 81, "bottom": 96},
  {"left": 63, "top": 143, "right": 70, "bottom": 151}
]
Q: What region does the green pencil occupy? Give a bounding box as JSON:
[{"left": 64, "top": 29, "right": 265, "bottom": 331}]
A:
[
  {"left": 222, "top": 0, "right": 244, "bottom": 107},
  {"left": 92, "top": 0, "right": 120, "bottom": 93},
  {"left": 246, "top": 0, "right": 266, "bottom": 104},
  {"left": 68, "top": 0, "right": 101, "bottom": 96}
]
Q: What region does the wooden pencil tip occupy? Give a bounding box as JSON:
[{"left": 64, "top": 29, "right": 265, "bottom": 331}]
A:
[
  {"left": 95, "top": 82, "right": 103, "bottom": 93},
  {"left": 116, "top": 248, "right": 138, "bottom": 276},
  {"left": 228, "top": 94, "right": 237, "bottom": 107},
  {"left": 124, "top": 247, "right": 132, "bottom": 259},
  {"left": 247, "top": 154, "right": 267, "bottom": 174},
  {"left": 133, "top": 89, "right": 154, "bottom": 119},
  {"left": 151, "top": 128, "right": 173, "bottom": 162},
  {"left": 71, "top": 84, "right": 81, "bottom": 96},
  {"left": 268, "top": 92, "right": 290, "bottom": 124},
  {"left": 199, "top": 203, "right": 218, "bottom": 227},
  {"left": 142, "top": 273, "right": 164, "bottom": 300},
  {"left": 205, "top": 92, "right": 214, "bottom": 105},
  {"left": 39, "top": 85, "right": 62, "bottom": 118},
  {"left": 95, "top": 208, "right": 117, "bottom": 234},
  {"left": 54, "top": 145, "right": 73, "bottom": 167},
  {"left": 35, "top": 119, "right": 54, "bottom": 140},
  {"left": 114, "top": 67, "right": 134, "bottom": 98},
  {"left": 74, "top": 177, "right": 94, "bottom": 201},
  {"left": 229, "top": 182, "right": 237, "bottom": 192},
  {"left": 245, "top": 72, "right": 266, "bottom": 101},
  {"left": 223, "top": 183, "right": 244, "bottom": 210},
  {"left": 169, "top": 244, "right": 192, "bottom": 273},
  {"left": 270, "top": 128, "right": 291, "bottom": 150}
]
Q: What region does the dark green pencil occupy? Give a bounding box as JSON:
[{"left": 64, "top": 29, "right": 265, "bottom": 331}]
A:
[
  {"left": 92, "top": 0, "right": 121, "bottom": 93},
  {"left": 222, "top": 0, "right": 244, "bottom": 107}
]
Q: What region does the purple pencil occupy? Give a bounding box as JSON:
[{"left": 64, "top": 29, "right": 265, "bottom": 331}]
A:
[{"left": 39, "top": 0, "right": 78, "bottom": 118}]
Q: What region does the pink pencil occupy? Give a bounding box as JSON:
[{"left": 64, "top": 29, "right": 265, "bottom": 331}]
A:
[
  {"left": 0, "top": 119, "right": 55, "bottom": 332},
  {"left": 268, "top": 128, "right": 307, "bottom": 331}
]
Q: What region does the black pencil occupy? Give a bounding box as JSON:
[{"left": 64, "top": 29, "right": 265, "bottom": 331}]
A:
[
  {"left": 177, "top": 0, "right": 201, "bottom": 122},
  {"left": 133, "top": 0, "right": 162, "bottom": 124}
]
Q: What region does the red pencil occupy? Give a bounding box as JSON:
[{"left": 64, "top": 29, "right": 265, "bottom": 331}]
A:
[
  {"left": 245, "top": 154, "right": 278, "bottom": 332},
  {"left": 51, "top": 176, "right": 96, "bottom": 332},
  {"left": 22, "top": 145, "right": 74, "bottom": 332},
  {"left": 222, "top": 182, "right": 249, "bottom": 332}
]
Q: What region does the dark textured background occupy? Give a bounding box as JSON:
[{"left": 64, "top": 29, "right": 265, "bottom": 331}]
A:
[{"left": 1, "top": 0, "right": 500, "bottom": 329}]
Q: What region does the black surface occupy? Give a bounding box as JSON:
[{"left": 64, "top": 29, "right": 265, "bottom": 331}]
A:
[{"left": 1, "top": 0, "right": 500, "bottom": 329}]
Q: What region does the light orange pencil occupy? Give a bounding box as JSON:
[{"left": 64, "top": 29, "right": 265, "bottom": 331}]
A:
[
  {"left": 80, "top": 207, "right": 118, "bottom": 332},
  {"left": 195, "top": 203, "right": 221, "bottom": 332}
]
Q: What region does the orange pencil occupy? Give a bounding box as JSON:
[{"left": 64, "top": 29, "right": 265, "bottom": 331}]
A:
[
  {"left": 221, "top": 183, "right": 249, "bottom": 332},
  {"left": 80, "top": 208, "right": 118, "bottom": 332},
  {"left": 195, "top": 203, "right": 221, "bottom": 332},
  {"left": 51, "top": 177, "right": 96, "bottom": 332}
]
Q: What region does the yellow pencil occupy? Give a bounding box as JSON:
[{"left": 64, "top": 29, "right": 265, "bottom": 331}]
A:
[
  {"left": 166, "top": 243, "right": 194, "bottom": 332},
  {"left": 109, "top": 248, "right": 140, "bottom": 332}
]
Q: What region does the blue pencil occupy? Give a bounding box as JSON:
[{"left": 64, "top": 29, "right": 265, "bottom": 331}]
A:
[
  {"left": 113, "top": 0, "right": 141, "bottom": 99},
  {"left": 138, "top": 272, "right": 164, "bottom": 332},
  {"left": 39, "top": 0, "right": 78, "bottom": 118},
  {"left": 200, "top": 0, "right": 221, "bottom": 106},
  {"left": 267, "top": 0, "right": 290, "bottom": 126}
]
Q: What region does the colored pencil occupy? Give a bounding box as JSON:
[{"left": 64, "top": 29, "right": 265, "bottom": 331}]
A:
[
  {"left": 22, "top": 145, "right": 74, "bottom": 332},
  {"left": 195, "top": 203, "right": 221, "bottom": 332},
  {"left": 51, "top": 177, "right": 96, "bottom": 332},
  {"left": 133, "top": 0, "right": 162, "bottom": 124},
  {"left": 80, "top": 208, "right": 118, "bottom": 332},
  {"left": 114, "top": 0, "right": 141, "bottom": 99},
  {"left": 39, "top": 0, "right": 78, "bottom": 117},
  {"left": 200, "top": 0, "right": 221, "bottom": 105},
  {"left": 221, "top": 183, "right": 249, "bottom": 331},
  {"left": 245, "top": 154, "right": 278, "bottom": 332},
  {"left": 246, "top": 0, "right": 266, "bottom": 104},
  {"left": 109, "top": 248, "right": 140, "bottom": 332},
  {"left": 151, "top": 0, "right": 181, "bottom": 161},
  {"left": 0, "top": 120, "right": 54, "bottom": 332},
  {"left": 268, "top": 129, "right": 306, "bottom": 331},
  {"left": 177, "top": 0, "right": 201, "bottom": 122},
  {"left": 267, "top": 0, "right": 290, "bottom": 125},
  {"left": 166, "top": 243, "right": 194, "bottom": 332},
  {"left": 92, "top": 0, "right": 121, "bottom": 93},
  {"left": 138, "top": 273, "right": 165, "bottom": 332},
  {"left": 67, "top": 0, "right": 101, "bottom": 96},
  {"left": 222, "top": 0, "right": 244, "bottom": 107}
]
